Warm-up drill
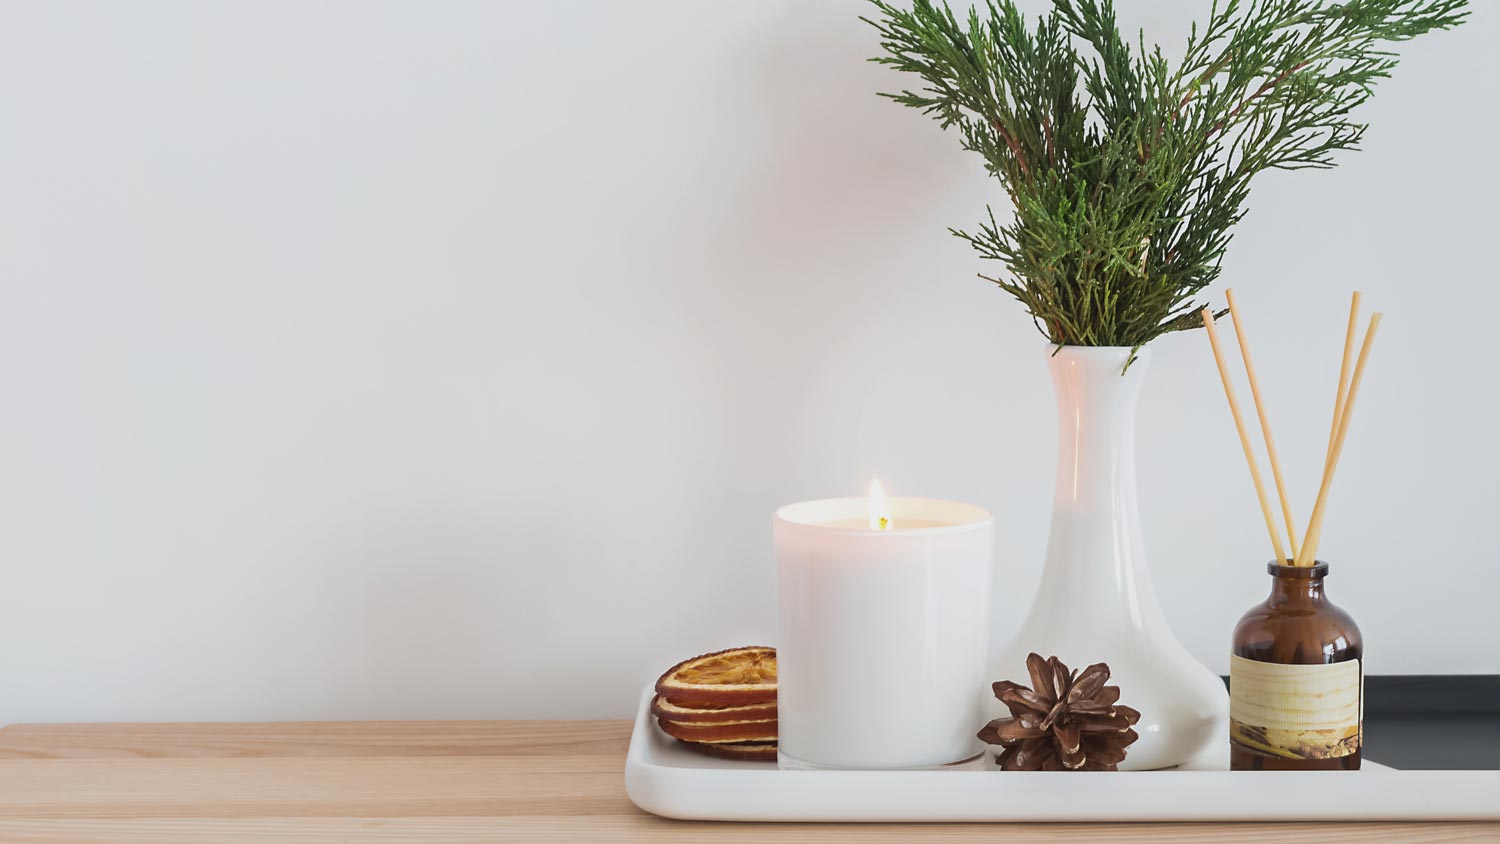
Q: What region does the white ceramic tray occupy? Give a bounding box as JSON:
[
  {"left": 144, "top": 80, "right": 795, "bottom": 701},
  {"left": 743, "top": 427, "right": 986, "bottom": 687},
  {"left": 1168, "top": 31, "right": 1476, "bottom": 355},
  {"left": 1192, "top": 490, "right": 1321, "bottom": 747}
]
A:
[{"left": 624, "top": 685, "right": 1500, "bottom": 822}]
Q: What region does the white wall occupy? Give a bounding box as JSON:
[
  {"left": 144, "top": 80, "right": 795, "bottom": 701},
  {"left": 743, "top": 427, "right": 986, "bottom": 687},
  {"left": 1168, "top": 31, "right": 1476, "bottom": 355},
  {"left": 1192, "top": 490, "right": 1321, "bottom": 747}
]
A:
[{"left": 0, "top": 0, "right": 1495, "bottom": 723}]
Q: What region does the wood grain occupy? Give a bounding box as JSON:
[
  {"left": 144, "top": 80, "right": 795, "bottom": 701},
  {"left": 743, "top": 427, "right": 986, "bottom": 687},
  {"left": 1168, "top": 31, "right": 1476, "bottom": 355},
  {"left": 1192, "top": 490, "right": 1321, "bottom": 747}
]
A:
[
  {"left": 0, "top": 720, "right": 629, "bottom": 760},
  {"left": 0, "top": 719, "right": 1491, "bottom": 843}
]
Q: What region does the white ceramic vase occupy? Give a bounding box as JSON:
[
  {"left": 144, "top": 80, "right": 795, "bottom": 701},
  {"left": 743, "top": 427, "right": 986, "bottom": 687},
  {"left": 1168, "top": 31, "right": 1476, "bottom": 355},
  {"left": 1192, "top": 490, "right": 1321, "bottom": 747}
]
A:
[{"left": 991, "top": 345, "right": 1228, "bottom": 771}]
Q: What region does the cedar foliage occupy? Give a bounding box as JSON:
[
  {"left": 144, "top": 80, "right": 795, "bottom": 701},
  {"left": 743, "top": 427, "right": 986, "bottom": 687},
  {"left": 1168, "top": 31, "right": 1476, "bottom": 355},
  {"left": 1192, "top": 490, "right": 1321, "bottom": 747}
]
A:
[{"left": 865, "top": 0, "right": 1466, "bottom": 356}]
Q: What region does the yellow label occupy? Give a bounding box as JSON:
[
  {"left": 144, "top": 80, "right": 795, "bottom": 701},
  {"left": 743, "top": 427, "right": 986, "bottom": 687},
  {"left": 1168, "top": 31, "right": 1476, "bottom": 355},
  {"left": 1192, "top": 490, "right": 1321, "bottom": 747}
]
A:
[{"left": 1229, "top": 655, "right": 1361, "bottom": 760}]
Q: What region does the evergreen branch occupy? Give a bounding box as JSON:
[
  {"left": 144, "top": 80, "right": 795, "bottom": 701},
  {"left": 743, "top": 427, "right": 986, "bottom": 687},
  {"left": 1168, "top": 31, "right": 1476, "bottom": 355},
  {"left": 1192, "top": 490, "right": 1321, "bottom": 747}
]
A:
[{"left": 865, "top": 0, "right": 1467, "bottom": 353}]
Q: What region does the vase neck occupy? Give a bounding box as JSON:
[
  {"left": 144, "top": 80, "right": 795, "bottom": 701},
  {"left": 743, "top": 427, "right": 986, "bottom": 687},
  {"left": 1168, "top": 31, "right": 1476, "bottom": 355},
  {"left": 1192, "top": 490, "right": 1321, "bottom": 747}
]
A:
[
  {"left": 1047, "top": 347, "right": 1148, "bottom": 509},
  {"left": 1035, "top": 346, "right": 1161, "bottom": 620}
]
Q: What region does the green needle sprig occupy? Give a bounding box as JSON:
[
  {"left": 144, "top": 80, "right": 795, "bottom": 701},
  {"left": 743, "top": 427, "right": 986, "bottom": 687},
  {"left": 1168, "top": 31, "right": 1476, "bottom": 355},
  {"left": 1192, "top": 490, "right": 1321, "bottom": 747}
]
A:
[{"left": 864, "top": 0, "right": 1466, "bottom": 362}]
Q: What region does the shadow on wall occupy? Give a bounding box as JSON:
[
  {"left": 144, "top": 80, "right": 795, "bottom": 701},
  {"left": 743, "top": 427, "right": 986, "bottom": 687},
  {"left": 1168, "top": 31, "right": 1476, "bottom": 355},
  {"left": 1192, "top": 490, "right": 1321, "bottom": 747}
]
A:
[
  {"left": 659, "top": 6, "right": 970, "bottom": 278},
  {"left": 340, "top": 8, "right": 991, "bottom": 720},
  {"left": 351, "top": 520, "right": 543, "bottom": 719}
]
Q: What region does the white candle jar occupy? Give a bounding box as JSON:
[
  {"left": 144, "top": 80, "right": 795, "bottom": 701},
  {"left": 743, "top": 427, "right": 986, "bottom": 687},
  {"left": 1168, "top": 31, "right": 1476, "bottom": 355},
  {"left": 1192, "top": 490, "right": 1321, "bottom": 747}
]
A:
[{"left": 774, "top": 496, "right": 994, "bottom": 770}]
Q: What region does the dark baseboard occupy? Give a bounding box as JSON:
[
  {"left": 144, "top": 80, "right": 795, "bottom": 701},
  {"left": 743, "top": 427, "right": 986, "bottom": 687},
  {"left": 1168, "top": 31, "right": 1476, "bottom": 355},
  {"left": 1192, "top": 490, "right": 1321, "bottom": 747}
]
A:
[{"left": 1362, "top": 675, "right": 1500, "bottom": 715}]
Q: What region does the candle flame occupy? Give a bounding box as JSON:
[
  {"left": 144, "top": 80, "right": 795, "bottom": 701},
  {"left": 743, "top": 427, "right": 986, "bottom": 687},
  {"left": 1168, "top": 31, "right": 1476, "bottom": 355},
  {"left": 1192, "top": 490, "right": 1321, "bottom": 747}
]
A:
[{"left": 869, "top": 479, "right": 891, "bottom": 530}]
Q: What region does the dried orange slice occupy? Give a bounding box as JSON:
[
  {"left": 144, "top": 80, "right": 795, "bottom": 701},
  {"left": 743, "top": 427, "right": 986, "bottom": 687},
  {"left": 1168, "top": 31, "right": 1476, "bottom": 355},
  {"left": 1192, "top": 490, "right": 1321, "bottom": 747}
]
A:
[
  {"left": 651, "top": 695, "right": 777, "bottom": 724},
  {"left": 655, "top": 646, "right": 776, "bottom": 707},
  {"left": 658, "top": 717, "right": 777, "bottom": 744},
  {"left": 677, "top": 739, "right": 776, "bottom": 762}
]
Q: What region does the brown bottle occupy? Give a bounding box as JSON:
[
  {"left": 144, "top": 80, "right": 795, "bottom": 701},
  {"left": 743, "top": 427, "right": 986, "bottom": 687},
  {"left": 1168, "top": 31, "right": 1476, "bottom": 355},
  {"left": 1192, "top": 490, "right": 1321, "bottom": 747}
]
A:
[{"left": 1230, "top": 562, "right": 1362, "bottom": 770}]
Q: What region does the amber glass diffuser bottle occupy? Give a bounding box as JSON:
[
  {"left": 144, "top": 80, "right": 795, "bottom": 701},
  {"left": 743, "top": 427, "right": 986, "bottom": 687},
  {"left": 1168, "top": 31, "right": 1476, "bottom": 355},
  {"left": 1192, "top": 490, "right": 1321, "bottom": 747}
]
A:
[
  {"left": 1230, "top": 561, "right": 1362, "bottom": 770},
  {"left": 1201, "top": 293, "right": 1380, "bottom": 771}
]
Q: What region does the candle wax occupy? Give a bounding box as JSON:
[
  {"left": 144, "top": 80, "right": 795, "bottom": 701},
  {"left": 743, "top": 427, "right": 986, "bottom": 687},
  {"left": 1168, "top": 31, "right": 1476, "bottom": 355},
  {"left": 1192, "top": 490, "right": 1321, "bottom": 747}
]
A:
[
  {"left": 817, "top": 518, "right": 953, "bottom": 531},
  {"left": 776, "top": 496, "right": 994, "bottom": 769}
]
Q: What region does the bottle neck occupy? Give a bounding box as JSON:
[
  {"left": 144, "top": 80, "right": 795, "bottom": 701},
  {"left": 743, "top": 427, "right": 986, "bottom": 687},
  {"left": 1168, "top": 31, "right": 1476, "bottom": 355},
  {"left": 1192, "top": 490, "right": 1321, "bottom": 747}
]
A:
[
  {"left": 1267, "top": 575, "right": 1326, "bottom": 609},
  {"left": 1264, "top": 562, "right": 1330, "bottom": 610}
]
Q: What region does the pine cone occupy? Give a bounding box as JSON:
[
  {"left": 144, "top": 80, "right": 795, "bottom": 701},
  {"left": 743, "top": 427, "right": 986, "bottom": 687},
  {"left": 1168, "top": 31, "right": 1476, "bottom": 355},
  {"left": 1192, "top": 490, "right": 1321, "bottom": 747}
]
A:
[{"left": 978, "top": 653, "right": 1141, "bottom": 771}]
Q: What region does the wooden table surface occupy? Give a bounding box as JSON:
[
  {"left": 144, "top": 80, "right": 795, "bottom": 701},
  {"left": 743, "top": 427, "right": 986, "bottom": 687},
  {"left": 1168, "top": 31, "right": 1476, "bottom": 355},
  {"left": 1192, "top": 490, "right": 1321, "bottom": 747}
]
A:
[{"left": 0, "top": 720, "right": 1493, "bottom": 843}]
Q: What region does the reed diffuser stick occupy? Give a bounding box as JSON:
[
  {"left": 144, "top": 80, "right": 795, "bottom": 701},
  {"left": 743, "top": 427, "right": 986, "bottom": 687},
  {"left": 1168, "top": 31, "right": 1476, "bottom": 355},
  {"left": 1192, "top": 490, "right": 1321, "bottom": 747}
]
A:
[
  {"left": 1202, "top": 308, "right": 1288, "bottom": 564},
  {"left": 1325, "top": 292, "right": 1363, "bottom": 466},
  {"left": 1224, "top": 289, "right": 1299, "bottom": 561},
  {"left": 1298, "top": 313, "right": 1383, "bottom": 566}
]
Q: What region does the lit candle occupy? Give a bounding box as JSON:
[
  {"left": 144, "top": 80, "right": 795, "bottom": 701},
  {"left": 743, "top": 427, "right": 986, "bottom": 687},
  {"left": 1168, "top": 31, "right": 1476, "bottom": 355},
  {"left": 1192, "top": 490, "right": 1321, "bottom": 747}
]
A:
[{"left": 774, "top": 483, "right": 995, "bottom": 770}]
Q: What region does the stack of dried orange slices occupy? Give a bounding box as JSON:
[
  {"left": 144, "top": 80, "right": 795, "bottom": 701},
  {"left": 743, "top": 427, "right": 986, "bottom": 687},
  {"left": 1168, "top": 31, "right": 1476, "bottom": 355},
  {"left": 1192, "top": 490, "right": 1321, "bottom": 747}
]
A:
[{"left": 652, "top": 646, "right": 777, "bottom": 761}]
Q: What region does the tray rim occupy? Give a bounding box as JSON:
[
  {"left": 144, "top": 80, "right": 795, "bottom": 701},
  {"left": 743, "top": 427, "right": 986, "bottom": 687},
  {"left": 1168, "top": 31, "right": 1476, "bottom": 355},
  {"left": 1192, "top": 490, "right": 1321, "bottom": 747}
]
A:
[{"left": 624, "top": 684, "right": 1500, "bottom": 822}]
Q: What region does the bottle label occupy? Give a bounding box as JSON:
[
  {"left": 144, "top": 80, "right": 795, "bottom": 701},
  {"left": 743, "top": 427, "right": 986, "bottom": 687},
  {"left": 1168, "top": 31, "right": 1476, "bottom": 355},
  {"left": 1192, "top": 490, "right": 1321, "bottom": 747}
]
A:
[{"left": 1230, "top": 655, "right": 1361, "bottom": 760}]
